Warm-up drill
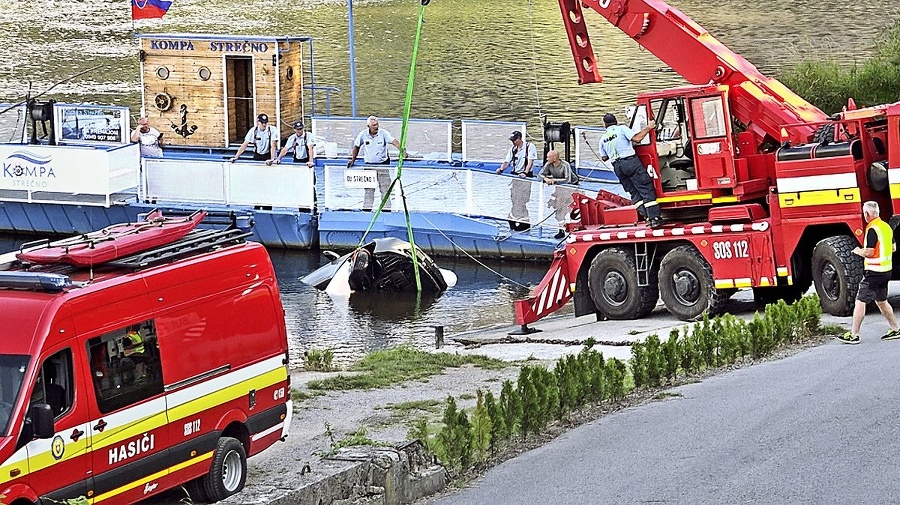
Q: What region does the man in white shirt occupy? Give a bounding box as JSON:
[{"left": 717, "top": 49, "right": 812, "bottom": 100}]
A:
[
  {"left": 269, "top": 121, "right": 315, "bottom": 167},
  {"left": 130, "top": 117, "right": 164, "bottom": 158},
  {"left": 496, "top": 130, "right": 537, "bottom": 231},
  {"left": 347, "top": 116, "right": 404, "bottom": 211},
  {"left": 230, "top": 113, "right": 279, "bottom": 163}
]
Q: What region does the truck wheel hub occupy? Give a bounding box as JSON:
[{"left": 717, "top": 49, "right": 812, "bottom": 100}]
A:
[
  {"left": 673, "top": 271, "right": 700, "bottom": 303},
  {"left": 821, "top": 263, "right": 840, "bottom": 300},
  {"left": 603, "top": 272, "right": 628, "bottom": 305}
]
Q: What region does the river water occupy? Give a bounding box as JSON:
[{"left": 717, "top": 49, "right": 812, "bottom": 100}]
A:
[{"left": 0, "top": 0, "right": 897, "bottom": 365}]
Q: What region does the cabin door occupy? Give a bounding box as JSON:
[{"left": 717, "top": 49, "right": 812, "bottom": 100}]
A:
[{"left": 225, "top": 56, "right": 254, "bottom": 146}]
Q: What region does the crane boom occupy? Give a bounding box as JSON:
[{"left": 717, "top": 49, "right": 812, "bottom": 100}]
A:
[{"left": 559, "top": 0, "right": 828, "bottom": 142}]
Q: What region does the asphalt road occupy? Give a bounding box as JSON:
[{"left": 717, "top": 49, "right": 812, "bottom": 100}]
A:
[{"left": 428, "top": 326, "right": 900, "bottom": 505}]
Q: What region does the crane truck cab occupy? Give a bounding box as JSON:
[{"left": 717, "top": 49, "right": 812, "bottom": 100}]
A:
[{"left": 0, "top": 213, "right": 291, "bottom": 504}]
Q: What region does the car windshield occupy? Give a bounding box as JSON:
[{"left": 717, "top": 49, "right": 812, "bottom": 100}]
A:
[{"left": 0, "top": 355, "right": 30, "bottom": 436}]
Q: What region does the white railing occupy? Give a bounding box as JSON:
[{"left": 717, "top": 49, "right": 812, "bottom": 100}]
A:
[
  {"left": 322, "top": 164, "right": 587, "bottom": 231},
  {"left": 143, "top": 158, "right": 316, "bottom": 209},
  {"left": 0, "top": 143, "right": 140, "bottom": 206},
  {"left": 311, "top": 117, "right": 453, "bottom": 161},
  {"left": 461, "top": 120, "right": 527, "bottom": 163}
]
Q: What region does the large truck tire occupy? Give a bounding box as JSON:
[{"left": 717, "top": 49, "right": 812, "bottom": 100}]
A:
[
  {"left": 201, "top": 436, "right": 247, "bottom": 501},
  {"left": 659, "top": 245, "right": 728, "bottom": 321},
  {"left": 587, "top": 247, "right": 659, "bottom": 319},
  {"left": 812, "top": 235, "right": 864, "bottom": 316}
]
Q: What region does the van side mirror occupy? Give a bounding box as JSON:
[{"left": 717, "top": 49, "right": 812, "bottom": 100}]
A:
[{"left": 31, "top": 404, "right": 55, "bottom": 439}]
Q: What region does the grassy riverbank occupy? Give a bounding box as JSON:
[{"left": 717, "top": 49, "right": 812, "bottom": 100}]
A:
[{"left": 780, "top": 20, "right": 900, "bottom": 113}]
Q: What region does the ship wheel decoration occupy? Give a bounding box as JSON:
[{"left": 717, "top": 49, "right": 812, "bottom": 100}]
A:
[
  {"left": 154, "top": 92, "right": 173, "bottom": 112},
  {"left": 170, "top": 104, "right": 198, "bottom": 139}
]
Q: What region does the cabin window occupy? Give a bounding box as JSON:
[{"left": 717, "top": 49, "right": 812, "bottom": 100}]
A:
[
  {"left": 156, "top": 66, "right": 170, "bottom": 80},
  {"left": 87, "top": 320, "right": 164, "bottom": 414},
  {"left": 198, "top": 66, "right": 211, "bottom": 81},
  {"left": 29, "top": 349, "right": 74, "bottom": 419},
  {"left": 629, "top": 104, "right": 651, "bottom": 146},
  {"left": 690, "top": 96, "right": 727, "bottom": 139}
]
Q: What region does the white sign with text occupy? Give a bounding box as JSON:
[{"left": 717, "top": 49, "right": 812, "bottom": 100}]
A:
[{"left": 344, "top": 169, "right": 379, "bottom": 189}]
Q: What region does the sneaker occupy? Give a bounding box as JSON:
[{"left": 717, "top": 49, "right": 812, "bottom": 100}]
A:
[
  {"left": 881, "top": 329, "right": 900, "bottom": 341},
  {"left": 838, "top": 332, "right": 860, "bottom": 344}
]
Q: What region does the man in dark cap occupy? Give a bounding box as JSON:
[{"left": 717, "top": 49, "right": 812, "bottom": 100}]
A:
[
  {"left": 496, "top": 130, "right": 538, "bottom": 231},
  {"left": 231, "top": 113, "right": 279, "bottom": 163},
  {"left": 599, "top": 113, "right": 661, "bottom": 227},
  {"left": 269, "top": 120, "right": 316, "bottom": 167}
]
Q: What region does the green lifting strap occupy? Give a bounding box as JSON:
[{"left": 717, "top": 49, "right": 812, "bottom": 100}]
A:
[{"left": 358, "top": 0, "right": 429, "bottom": 292}]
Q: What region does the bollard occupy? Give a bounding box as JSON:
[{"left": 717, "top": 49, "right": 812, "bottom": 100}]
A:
[{"left": 434, "top": 326, "right": 444, "bottom": 348}]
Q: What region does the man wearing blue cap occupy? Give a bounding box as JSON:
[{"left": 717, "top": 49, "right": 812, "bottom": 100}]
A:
[
  {"left": 230, "top": 113, "right": 279, "bottom": 163},
  {"left": 599, "top": 113, "right": 661, "bottom": 228}
]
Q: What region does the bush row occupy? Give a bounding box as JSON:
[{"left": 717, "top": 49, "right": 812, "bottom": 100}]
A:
[{"left": 420, "top": 295, "right": 822, "bottom": 474}]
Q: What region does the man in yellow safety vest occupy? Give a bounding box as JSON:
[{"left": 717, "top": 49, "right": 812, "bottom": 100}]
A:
[{"left": 840, "top": 201, "right": 900, "bottom": 344}]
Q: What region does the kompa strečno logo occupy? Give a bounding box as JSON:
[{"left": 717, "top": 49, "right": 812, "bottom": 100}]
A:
[{"left": 3, "top": 151, "right": 56, "bottom": 188}]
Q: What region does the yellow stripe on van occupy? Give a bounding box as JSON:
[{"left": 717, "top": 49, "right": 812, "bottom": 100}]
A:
[
  {"left": 715, "top": 279, "right": 735, "bottom": 289},
  {"left": 778, "top": 188, "right": 860, "bottom": 208},
  {"left": 92, "top": 451, "right": 214, "bottom": 503},
  {"left": 15, "top": 364, "right": 285, "bottom": 480},
  {"left": 168, "top": 367, "right": 287, "bottom": 422}
]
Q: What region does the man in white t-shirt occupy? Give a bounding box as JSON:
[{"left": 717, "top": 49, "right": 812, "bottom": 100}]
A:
[
  {"left": 130, "top": 117, "right": 164, "bottom": 158},
  {"left": 496, "top": 130, "right": 537, "bottom": 231},
  {"left": 230, "top": 113, "right": 279, "bottom": 163},
  {"left": 269, "top": 121, "right": 316, "bottom": 167},
  {"left": 347, "top": 116, "right": 404, "bottom": 211}
]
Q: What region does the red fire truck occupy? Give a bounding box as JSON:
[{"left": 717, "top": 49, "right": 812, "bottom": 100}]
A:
[
  {"left": 515, "top": 0, "right": 900, "bottom": 326},
  {"left": 0, "top": 212, "right": 291, "bottom": 504}
]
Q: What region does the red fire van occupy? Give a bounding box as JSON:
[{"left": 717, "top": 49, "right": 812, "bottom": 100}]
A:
[{"left": 0, "top": 213, "right": 291, "bottom": 504}]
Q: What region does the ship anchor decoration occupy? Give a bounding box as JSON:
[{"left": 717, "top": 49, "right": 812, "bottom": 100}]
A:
[{"left": 170, "top": 104, "right": 198, "bottom": 139}]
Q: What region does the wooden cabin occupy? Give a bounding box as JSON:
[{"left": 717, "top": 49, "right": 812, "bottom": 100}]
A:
[{"left": 137, "top": 34, "right": 308, "bottom": 148}]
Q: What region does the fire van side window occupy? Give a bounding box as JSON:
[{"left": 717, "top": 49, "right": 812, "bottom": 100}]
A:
[
  {"left": 29, "top": 349, "right": 74, "bottom": 419},
  {"left": 88, "top": 320, "right": 164, "bottom": 414}
]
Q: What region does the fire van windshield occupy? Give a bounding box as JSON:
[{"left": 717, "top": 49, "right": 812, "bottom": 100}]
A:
[{"left": 0, "top": 355, "right": 29, "bottom": 436}]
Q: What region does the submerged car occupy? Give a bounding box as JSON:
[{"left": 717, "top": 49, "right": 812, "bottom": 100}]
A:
[{"left": 301, "top": 237, "right": 457, "bottom": 294}]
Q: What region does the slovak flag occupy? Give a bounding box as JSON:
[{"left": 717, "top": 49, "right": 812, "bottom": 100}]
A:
[{"left": 131, "top": 0, "right": 173, "bottom": 20}]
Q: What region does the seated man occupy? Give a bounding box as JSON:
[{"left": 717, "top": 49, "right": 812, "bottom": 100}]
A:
[{"left": 121, "top": 328, "right": 148, "bottom": 381}]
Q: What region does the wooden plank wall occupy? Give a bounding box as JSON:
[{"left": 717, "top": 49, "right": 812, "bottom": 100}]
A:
[
  {"left": 140, "top": 36, "right": 292, "bottom": 148},
  {"left": 278, "top": 40, "right": 305, "bottom": 130}
]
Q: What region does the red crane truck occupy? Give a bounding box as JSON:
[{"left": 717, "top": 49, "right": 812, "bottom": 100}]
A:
[{"left": 515, "top": 0, "right": 900, "bottom": 325}]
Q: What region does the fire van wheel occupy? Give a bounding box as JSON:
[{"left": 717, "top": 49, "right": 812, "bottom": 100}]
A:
[
  {"left": 659, "top": 245, "right": 728, "bottom": 321},
  {"left": 812, "top": 235, "right": 864, "bottom": 316},
  {"left": 587, "top": 247, "right": 659, "bottom": 319},
  {"left": 201, "top": 437, "right": 247, "bottom": 501}
]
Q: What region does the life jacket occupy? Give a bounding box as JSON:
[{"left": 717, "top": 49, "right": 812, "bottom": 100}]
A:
[{"left": 865, "top": 217, "right": 894, "bottom": 272}]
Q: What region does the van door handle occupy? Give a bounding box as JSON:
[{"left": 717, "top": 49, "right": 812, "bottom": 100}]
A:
[
  {"left": 93, "top": 420, "right": 107, "bottom": 432},
  {"left": 70, "top": 428, "right": 85, "bottom": 442}
]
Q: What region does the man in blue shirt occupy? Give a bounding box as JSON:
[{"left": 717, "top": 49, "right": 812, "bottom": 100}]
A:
[{"left": 599, "top": 113, "right": 661, "bottom": 228}]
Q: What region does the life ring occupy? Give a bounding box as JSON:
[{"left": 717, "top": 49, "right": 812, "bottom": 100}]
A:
[{"left": 154, "top": 93, "right": 173, "bottom": 112}]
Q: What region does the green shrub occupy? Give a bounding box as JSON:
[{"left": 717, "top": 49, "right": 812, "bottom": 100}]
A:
[
  {"left": 435, "top": 396, "right": 472, "bottom": 473},
  {"left": 304, "top": 348, "right": 335, "bottom": 371},
  {"left": 644, "top": 334, "right": 663, "bottom": 387},
  {"left": 498, "top": 379, "right": 521, "bottom": 441},
  {"left": 470, "top": 390, "right": 492, "bottom": 463},
  {"left": 630, "top": 340, "right": 647, "bottom": 389}
]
